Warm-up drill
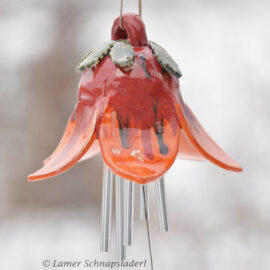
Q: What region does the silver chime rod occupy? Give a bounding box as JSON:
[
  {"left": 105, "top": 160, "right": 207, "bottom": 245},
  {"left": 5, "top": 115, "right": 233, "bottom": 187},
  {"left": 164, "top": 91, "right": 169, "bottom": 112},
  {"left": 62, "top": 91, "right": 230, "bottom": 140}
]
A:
[
  {"left": 140, "top": 184, "right": 149, "bottom": 220},
  {"left": 124, "top": 180, "right": 134, "bottom": 246},
  {"left": 155, "top": 177, "right": 168, "bottom": 232},
  {"left": 115, "top": 176, "right": 126, "bottom": 261},
  {"left": 100, "top": 164, "right": 113, "bottom": 252}
]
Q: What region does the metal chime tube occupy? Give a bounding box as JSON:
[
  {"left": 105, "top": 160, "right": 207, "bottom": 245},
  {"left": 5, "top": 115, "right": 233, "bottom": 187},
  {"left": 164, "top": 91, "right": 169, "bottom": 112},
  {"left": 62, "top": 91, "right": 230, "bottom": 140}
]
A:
[
  {"left": 124, "top": 180, "right": 135, "bottom": 246},
  {"left": 115, "top": 176, "right": 126, "bottom": 260},
  {"left": 140, "top": 184, "right": 149, "bottom": 219},
  {"left": 100, "top": 164, "right": 113, "bottom": 252},
  {"left": 155, "top": 177, "right": 168, "bottom": 232}
]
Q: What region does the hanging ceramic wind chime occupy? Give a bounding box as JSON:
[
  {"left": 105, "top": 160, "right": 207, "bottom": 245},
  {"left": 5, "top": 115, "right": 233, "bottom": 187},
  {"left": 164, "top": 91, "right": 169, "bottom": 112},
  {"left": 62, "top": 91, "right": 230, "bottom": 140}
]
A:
[{"left": 28, "top": 0, "right": 242, "bottom": 263}]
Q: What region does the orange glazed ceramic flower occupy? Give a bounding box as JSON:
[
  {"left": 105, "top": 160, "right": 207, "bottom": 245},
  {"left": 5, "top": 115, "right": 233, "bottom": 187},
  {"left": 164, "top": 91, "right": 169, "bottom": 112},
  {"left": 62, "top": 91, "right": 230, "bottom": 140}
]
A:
[{"left": 28, "top": 13, "right": 242, "bottom": 184}]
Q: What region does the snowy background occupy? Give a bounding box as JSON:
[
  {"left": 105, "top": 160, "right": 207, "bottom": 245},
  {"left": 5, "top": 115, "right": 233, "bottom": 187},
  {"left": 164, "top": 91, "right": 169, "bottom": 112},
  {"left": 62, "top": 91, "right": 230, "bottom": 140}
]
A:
[{"left": 0, "top": 0, "right": 270, "bottom": 269}]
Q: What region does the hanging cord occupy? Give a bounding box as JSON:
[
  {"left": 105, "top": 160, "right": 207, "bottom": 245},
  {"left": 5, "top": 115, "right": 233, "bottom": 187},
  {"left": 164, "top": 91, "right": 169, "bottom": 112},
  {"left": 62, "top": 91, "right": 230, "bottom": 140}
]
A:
[
  {"left": 120, "top": 0, "right": 142, "bottom": 29},
  {"left": 142, "top": 186, "right": 154, "bottom": 270},
  {"left": 138, "top": 0, "right": 142, "bottom": 17},
  {"left": 120, "top": 0, "right": 123, "bottom": 29}
]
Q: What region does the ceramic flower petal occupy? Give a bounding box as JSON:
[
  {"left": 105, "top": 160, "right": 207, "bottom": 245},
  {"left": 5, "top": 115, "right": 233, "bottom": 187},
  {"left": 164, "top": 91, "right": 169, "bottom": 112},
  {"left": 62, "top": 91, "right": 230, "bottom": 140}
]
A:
[
  {"left": 99, "top": 100, "right": 180, "bottom": 184},
  {"left": 177, "top": 129, "right": 205, "bottom": 161},
  {"left": 174, "top": 94, "right": 242, "bottom": 172},
  {"left": 28, "top": 103, "right": 97, "bottom": 181},
  {"left": 28, "top": 67, "right": 108, "bottom": 181},
  {"left": 78, "top": 139, "right": 101, "bottom": 162}
]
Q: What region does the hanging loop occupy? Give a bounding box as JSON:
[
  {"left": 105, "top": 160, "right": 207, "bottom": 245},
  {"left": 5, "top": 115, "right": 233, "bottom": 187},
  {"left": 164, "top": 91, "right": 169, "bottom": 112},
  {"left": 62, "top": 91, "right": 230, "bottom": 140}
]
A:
[{"left": 120, "top": 0, "right": 142, "bottom": 29}]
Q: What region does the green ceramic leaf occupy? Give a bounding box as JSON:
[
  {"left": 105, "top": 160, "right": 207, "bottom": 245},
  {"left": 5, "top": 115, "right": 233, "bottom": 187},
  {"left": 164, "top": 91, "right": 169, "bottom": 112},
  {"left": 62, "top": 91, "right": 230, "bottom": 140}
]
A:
[
  {"left": 76, "top": 41, "right": 115, "bottom": 72},
  {"left": 109, "top": 40, "right": 135, "bottom": 67},
  {"left": 149, "top": 41, "right": 182, "bottom": 78}
]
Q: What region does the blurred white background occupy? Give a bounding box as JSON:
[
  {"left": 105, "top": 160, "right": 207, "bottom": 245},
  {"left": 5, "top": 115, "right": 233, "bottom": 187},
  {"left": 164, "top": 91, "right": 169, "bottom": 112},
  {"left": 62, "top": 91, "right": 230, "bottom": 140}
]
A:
[{"left": 0, "top": 0, "right": 270, "bottom": 269}]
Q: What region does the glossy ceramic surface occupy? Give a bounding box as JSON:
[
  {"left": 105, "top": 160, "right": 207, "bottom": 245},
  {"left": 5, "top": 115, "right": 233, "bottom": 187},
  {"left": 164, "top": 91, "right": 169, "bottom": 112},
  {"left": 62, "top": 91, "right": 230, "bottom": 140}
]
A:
[{"left": 28, "top": 13, "right": 242, "bottom": 184}]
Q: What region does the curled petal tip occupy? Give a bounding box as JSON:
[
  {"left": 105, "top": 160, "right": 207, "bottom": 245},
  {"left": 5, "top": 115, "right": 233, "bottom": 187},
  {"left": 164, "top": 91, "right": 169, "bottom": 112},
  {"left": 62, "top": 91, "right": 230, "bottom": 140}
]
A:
[
  {"left": 27, "top": 104, "right": 97, "bottom": 181},
  {"left": 175, "top": 97, "right": 243, "bottom": 173},
  {"left": 27, "top": 174, "right": 38, "bottom": 182},
  {"left": 226, "top": 163, "right": 243, "bottom": 173}
]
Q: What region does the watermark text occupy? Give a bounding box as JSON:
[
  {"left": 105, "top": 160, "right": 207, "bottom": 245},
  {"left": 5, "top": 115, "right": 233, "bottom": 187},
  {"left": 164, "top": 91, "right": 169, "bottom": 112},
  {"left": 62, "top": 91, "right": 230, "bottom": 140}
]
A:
[{"left": 42, "top": 259, "right": 147, "bottom": 268}]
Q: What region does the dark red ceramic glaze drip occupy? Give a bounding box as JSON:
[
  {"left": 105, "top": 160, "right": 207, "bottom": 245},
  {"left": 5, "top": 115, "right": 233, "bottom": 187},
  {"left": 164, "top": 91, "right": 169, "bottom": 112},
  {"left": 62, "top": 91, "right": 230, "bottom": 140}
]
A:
[{"left": 111, "top": 14, "right": 176, "bottom": 161}]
